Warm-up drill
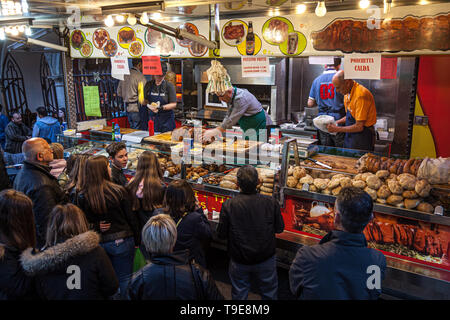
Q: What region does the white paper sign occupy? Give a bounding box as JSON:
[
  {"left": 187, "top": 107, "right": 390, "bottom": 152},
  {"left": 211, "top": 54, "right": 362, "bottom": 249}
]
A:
[
  {"left": 241, "top": 56, "right": 270, "bottom": 78},
  {"left": 111, "top": 56, "right": 129, "bottom": 80},
  {"left": 344, "top": 54, "right": 381, "bottom": 80},
  {"left": 308, "top": 56, "right": 336, "bottom": 65}
]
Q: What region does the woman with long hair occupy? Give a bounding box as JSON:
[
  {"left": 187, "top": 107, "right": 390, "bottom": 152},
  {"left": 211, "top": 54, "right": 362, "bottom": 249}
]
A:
[
  {"left": 0, "top": 190, "right": 36, "bottom": 300},
  {"left": 57, "top": 152, "right": 79, "bottom": 189},
  {"left": 75, "top": 155, "right": 140, "bottom": 299},
  {"left": 155, "top": 179, "right": 212, "bottom": 268},
  {"left": 21, "top": 204, "right": 118, "bottom": 300},
  {"left": 126, "top": 151, "right": 165, "bottom": 230},
  {"left": 65, "top": 153, "right": 90, "bottom": 201}
]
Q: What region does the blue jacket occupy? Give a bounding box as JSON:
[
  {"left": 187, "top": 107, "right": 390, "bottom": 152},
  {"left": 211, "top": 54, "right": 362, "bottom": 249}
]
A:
[
  {"left": 32, "top": 116, "right": 61, "bottom": 143},
  {"left": 289, "top": 230, "right": 386, "bottom": 300},
  {"left": 0, "top": 114, "right": 10, "bottom": 146}
]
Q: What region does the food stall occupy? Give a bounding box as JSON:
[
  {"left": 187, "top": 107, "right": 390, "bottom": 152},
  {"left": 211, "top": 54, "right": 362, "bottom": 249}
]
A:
[{"left": 51, "top": 0, "right": 450, "bottom": 299}]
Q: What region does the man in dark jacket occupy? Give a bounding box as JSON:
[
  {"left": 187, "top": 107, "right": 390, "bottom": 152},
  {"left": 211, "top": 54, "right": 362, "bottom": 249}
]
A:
[
  {"left": 106, "top": 141, "right": 128, "bottom": 186},
  {"left": 217, "top": 165, "right": 285, "bottom": 300},
  {"left": 127, "top": 214, "right": 223, "bottom": 300},
  {"left": 289, "top": 187, "right": 386, "bottom": 300},
  {"left": 13, "top": 138, "right": 67, "bottom": 247},
  {"left": 5, "top": 113, "right": 31, "bottom": 155}
]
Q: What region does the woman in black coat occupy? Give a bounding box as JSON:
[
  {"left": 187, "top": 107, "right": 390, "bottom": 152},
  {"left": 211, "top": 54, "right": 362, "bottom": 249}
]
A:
[
  {"left": 0, "top": 190, "right": 36, "bottom": 300},
  {"left": 20, "top": 204, "right": 118, "bottom": 300},
  {"left": 153, "top": 179, "right": 212, "bottom": 268},
  {"left": 127, "top": 214, "right": 223, "bottom": 300}
]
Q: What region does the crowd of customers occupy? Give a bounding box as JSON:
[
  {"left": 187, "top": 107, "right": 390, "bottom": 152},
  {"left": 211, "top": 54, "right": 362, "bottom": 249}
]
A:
[{"left": 0, "top": 135, "right": 386, "bottom": 300}]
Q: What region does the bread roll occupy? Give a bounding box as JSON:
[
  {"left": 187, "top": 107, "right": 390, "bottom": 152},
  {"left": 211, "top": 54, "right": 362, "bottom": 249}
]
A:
[
  {"left": 361, "top": 172, "right": 374, "bottom": 182},
  {"left": 376, "top": 170, "right": 390, "bottom": 179},
  {"left": 376, "top": 198, "right": 387, "bottom": 204},
  {"left": 354, "top": 174, "right": 363, "bottom": 181},
  {"left": 261, "top": 186, "right": 274, "bottom": 193},
  {"left": 388, "top": 180, "right": 403, "bottom": 195},
  {"left": 402, "top": 190, "right": 418, "bottom": 199},
  {"left": 339, "top": 177, "right": 353, "bottom": 188},
  {"left": 299, "top": 175, "right": 314, "bottom": 185},
  {"left": 260, "top": 191, "right": 272, "bottom": 196},
  {"left": 287, "top": 176, "right": 298, "bottom": 188},
  {"left": 322, "top": 188, "right": 331, "bottom": 195},
  {"left": 328, "top": 179, "right": 340, "bottom": 190},
  {"left": 387, "top": 194, "right": 403, "bottom": 205},
  {"left": 366, "top": 176, "right": 382, "bottom": 190},
  {"left": 293, "top": 167, "right": 307, "bottom": 180},
  {"left": 416, "top": 202, "right": 434, "bottom": 213},
  {"left": 404, "top": 199, "right": 421, "bottom": 210},
  {"left": 296, "top": 182, "right": 304, "bottom": 190},
  {"left": 352, "top": 180, "right": 366, "bottom": 189},
  {"left": 262, "top": 183, "right": 274, "bottom": 188},
  {"left": 220, "top": 180, "right": 237, "bottom": 190},
  {"left": 364, "top": 187, "right": 377, "bottom": 200},
  {"left": 288, "top": 166, "right": 294, "bottom": 176},
  {"left": 398, "top": 173, "right": 417, "bottom": 191},
  {"left": 377, "top": 185, "right": 391, "bottom": 199},
  {"left": 415, "top": 179, "right": 431, "bottom": 198},
  {"left": 332, "top": 186, "right": 342, "bottom": 196},
  {"left": 309, "top": 185, "right": 318, "bottom": 192},
  {"left": 314, "top": 178, "right": 329, "bottom": 190}
]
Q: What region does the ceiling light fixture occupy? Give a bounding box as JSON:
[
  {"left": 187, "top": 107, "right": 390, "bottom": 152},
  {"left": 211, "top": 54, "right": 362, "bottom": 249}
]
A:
[
  {"left": 127, "top": 14, "right": 137, "bottom": 25},
  {"left": 315, "top": 1, "right": 326, "bottom": 17},
  {"left": 104, "top": 15, "right": 114, "bottom": 27},
  {"left": 152, "top": 12, "right": 161, "bottom": 19},
  {"left": 296, "top": 4, "right": 306, "bottom": 14},
  {"left": 115, "top": 14, "right": 125, "bottom": 23},
  {"left": 359, "top": 0, "right": 370, "bottom": 9},
  {"left": 418, "top": 0, "right": 429, "bottom": 4},
  {"left": 383, "top": 0, "right": 392, "bottom": 14},
  {"left": 140, "top": 11, "right": 149, "bottom": 24}
]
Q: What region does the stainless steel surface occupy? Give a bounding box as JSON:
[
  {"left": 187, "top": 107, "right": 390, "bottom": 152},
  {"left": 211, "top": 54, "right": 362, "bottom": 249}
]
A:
[{"left": 287, "top": 57, "right": 418, "bottom": 157}]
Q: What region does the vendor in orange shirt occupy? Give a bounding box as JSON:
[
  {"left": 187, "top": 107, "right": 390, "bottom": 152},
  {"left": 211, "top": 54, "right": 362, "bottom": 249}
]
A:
[{"left": 327, "top": 70, "right": 377, "bottom": 151}]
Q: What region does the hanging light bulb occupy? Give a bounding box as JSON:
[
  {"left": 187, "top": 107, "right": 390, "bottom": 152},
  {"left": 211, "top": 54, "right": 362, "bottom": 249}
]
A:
[
  {"left": 0, "top": 28, "right": 5, "bottom": 40},
  {"left": 25, "top": 26, "right": 31, "bottom": 36},
  {"left": 21, "top": 0, "right": 28, "bottom": 14},
  {"left": 127, "top": 14, "right": 137, "bottom": 26},
  {"left": 418, "top": 0, "right": 429, "bottom": 4},
  {"left": 268, "top": 8, "right": 274, "bottom": 17},
  {"left": 296, "top": 4, "right": 306, "bottom": 14},
  {"left": 11, "top": 26, "right": 19, "bottom": 36},
  {"left": 315, "top": 1, "right": 326, "bottom": 17},
  {"left": 4, "top": 26, "right": 11, "bottom": 34},
  {"left": 104, "top": 15, "right": 114, "bottom": 27},
  {"left": 152, "top": 12, "right": 161, "bottom": 19},
  {"left": 140, "top": 12, "right": 149, "bottom": 24},
  {"left": 274, "top": 8, "right": 280, "bottom": 16},
  {"left": 115, "top": 14, "right": 125, "bottom": 23},
  {"left": 18, "top": 25, "right": 24, "bottom": 33},
  {"left": 359, "top": 0, "right": 370, "bottom": 9},
  {"left": 383, "top": 0, "right": 392, "bottom": 14}
]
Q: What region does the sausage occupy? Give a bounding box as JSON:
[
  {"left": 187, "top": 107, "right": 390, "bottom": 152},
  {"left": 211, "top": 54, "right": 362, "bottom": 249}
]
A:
[
  {"left": 390, "top": 159, "right": 401, "bottom": 173},
  {"left": 373, "top": 159, "right": 381, "bottom": 172},
  {"left": 412, "top": 159, "right": 423, "bottom": 176},
  {"left": 403, "top": 158, "right": 415, "bottom": 174},
  {"left": 368, "top": 157, "right": 378, "bottom": 172}
]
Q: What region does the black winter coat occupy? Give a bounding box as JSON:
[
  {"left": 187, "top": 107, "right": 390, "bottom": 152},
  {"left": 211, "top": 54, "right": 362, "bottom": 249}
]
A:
[
  {"left": 75, "top": 190, "right": 141, "bottom": 245},
  {"left": 153, "top": 208, "right": 212, "bottom": 268},
  {"left": 13, "top": 161, "right": 67, "bottom": 247},
  {"left": 289, "top": 230, "right": 387, "bottom": 300},
  {"left": 127, "top": 250, "right": 223, "bottom": 300},
  {"left": 217, "top": 192, "right": 285, "bottom": 265},
  {"left": 20, "top": 231, "right": 119, "bottom": 300},
  {"left": 0, "top": 245, "right": 36, "bottom": 300},
  {"left": 111, "top": 164, "right": 128, "bottom": 187},
  {"left": 4, "top": 122, "right": 31, "bottom": 154}
]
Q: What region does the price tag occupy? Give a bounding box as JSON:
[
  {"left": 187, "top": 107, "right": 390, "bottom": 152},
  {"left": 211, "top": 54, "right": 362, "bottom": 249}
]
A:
[
  {"left": 302, "top": 183, "right": 310, "bottom": 191},
  {"left": 269, "top": 162, "right": 280, "bottom": 170},
  {"left": 164, "top": 171, "right": 169, "bottom": 177},
  {"left": 197, "top": 177, "right": 203, "bottom": 184}
]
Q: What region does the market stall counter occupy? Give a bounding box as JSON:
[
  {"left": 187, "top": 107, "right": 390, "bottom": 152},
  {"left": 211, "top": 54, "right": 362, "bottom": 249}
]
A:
[{"left": 58, "top": 131, "right": 450, "bottom": 299}]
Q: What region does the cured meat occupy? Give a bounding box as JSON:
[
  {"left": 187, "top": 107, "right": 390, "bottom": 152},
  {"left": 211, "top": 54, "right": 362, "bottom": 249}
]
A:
[{"left": 377, "top": 222, "right": 395, "bottom": 244}]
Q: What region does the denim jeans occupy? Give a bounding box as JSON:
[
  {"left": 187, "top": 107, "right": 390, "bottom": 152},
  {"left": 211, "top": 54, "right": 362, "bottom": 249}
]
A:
[
  {"left": 127, "top": 112, "right": 140, "bottom": 130},
  {"left": 100, "top": 236, "right": 135, "bottom": 299},
  {"left": 229, "top": 255, "right": 278, "bottom": 300}
]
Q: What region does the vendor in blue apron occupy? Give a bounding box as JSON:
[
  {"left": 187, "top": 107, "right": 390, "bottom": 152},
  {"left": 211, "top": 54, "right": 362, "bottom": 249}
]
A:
[
  {"left": 144, "top": 62, "right": 177, "bottom": 133},
  {"left": 326, "top": 70, "right": 377, "bottom": 151},
  {"left": 203, "top": 85, "right": 273, "bottom": 142}
]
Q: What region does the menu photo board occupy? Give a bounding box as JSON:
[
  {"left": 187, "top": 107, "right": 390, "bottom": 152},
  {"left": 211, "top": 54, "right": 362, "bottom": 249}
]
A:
[{"left": 70, "top": 20, "right": 211, "bottom": 59}]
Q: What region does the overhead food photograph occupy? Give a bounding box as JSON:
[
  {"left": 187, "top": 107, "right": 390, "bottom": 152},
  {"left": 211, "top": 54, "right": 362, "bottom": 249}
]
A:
[
  {"left": 93, "top": 28, "right": 109, "bottom": 49},
  {"left": 222, "top": 20, "right": 246, "bottom": 45},
  {"left": 70, "top": 29, "right": 84, "bottom": 49},
  {"left": 177, "top": 22, "right": 198, "bottom": 47},
  {"left": 118, "top": 27, "right": 136, "bottom": 44},
  {"left": 102, "top": 39, "right": 118, "bottom": 57},
  {"left": 146, "top": 27, "right": 162, "bottom": 47}
]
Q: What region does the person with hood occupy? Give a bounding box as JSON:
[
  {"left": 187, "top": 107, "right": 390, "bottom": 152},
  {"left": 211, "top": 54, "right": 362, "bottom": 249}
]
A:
[
  {"left": 21, "top": 204, "right": 119, "bottom": 300},
  {"left": 32, "top": 107, "right": 61, "bottom": 144},
  {"left": 49, "top": 143, "right": 66, "bottom": 179},
  {"left": 13, "top": 138, "right": 67, "bottom": 248},
  {"left": 127, "top": 214, "right": 223, "bottom": 300},
  {"left": 0, "top": 190, "right": 37, "bottom": 300}
]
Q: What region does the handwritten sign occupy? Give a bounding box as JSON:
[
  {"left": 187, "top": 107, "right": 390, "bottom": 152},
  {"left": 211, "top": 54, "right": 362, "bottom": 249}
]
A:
[
  {"left": 111, "top": 56, "right": 129, "bottom": 80},
  {"left": 142, "top": 56, "right": 162, "bottom": 75},
  {"left": 344, "top": 54, "right": 381, "bottom": 80},
  {"left": 241, "top": 56, "right": 270, "bottom": 78},
  {"left": 83, "top": 86, "right": 102, "bottom": 117}
]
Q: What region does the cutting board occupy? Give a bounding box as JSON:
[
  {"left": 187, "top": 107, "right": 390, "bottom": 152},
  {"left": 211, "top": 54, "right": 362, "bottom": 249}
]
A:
[
  {"left": 143, "top": 132, "right": 178, "bottom": 145},
  {"left": 301, "top": 154, "right": 359, "bottom": 174},
  {"left": 203, "top": 139, "right": 262, "bottom": 154},
  {"left": 98, "top": 126, "right": 139, "bottom": 135}
]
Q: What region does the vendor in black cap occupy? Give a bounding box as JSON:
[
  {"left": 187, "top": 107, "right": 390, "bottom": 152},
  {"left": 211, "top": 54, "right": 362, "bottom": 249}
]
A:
[{"left": 143, "top": 62, "right": 177, "bottom": 133}]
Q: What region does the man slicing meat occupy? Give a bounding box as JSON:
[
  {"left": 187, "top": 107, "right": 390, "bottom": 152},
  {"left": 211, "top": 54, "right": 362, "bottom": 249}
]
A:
[{"left": 203, "top": 84, "right": 273, "bottom": 142}]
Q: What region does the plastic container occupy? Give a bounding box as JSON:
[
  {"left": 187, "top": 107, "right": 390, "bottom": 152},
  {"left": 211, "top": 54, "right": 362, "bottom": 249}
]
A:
[
  {"left": 148, "top": 119, "right": 154, "bottom": 136},
  {"left": 114, "top": 123, "right": 121, "bottom": 141}
]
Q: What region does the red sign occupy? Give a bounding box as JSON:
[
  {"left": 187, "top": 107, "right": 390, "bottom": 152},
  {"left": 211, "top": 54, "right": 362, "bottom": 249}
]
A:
[
  {"left": 142, "top": 56, "right": 162, "bottom": 75},
  {"left": 381, "top": 57, "right": 398, "bottom": 79}
]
